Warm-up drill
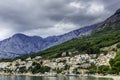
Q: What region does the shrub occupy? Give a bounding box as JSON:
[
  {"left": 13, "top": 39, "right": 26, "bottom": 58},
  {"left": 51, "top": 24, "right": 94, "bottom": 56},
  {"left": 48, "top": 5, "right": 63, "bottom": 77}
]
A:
[{"left": 117, "top": 43, "right": 120, "bottom": 48}]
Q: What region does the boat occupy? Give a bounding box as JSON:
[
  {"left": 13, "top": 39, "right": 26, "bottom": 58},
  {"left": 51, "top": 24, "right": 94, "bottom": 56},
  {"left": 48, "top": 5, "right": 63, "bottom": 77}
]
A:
[
  {"left": 66, "top": 73, "right": 78, "bottom": 76},
  {"left": 44, "top": 72, "right": 57, "bottom": 77}
]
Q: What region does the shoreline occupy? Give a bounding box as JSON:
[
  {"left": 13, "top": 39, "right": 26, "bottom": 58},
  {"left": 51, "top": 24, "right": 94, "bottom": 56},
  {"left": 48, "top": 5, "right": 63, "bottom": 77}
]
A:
[
  {"left": 90, "top": 75, "right": 120, "bottom": 80},
  {"left": 0, "top": 72, "right": 43, "bottom": 77},
  {"left": 0, "top": 72, "right": 120, "bottom": 80}
]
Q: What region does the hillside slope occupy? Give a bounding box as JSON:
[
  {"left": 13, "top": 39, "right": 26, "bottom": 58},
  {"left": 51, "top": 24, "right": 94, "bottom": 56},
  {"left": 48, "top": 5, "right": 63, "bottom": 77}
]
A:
[
  {"left": 26, "top": 29, "right": 120, "bottom": 59},
  {"left": 14, "top": 8, "right": 120, "bottom": 60}
]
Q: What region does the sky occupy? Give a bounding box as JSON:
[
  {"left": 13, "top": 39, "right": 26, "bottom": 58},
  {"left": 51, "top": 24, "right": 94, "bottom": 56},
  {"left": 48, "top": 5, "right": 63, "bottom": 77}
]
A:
[{"left": 0, "top": 0, "right": 120, "bottom": 40}]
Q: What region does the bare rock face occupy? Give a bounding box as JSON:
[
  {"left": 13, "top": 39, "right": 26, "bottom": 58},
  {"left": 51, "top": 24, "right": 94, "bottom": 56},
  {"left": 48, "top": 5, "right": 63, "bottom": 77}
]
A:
[
  {"left": 103, "top": 8, "right": 120, "bottom": 26},
  {"left": 95, "top": 8, "right": 120, "bottom": 32},
  {"left": 115, "top": 8, "right": 120, "bottom": 14}
]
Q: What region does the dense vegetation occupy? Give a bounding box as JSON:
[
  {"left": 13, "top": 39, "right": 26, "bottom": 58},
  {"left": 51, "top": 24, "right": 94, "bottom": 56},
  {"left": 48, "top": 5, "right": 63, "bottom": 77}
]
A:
[
  {"left": 18, "top": 62, "right": 51, "bottom": 74},
  {"left": 109, "top": 51, "right": 120, "bottom": 75},
  {"left": 28, "top": 62, "right": 51, "bottom": 74},
  {"left": 88, "top": 64, "right": 110, "bottom": 75},
  {"left": 88, "top": 51, "right": 120, "bottom": 75},
  {"left": 15, "top": 27, "right": 120, "bottom": 60}
]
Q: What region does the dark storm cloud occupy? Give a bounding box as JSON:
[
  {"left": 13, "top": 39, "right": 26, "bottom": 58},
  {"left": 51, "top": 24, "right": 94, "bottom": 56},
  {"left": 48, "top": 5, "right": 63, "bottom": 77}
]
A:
[{"left": 0, "top": 0, "right": 120, "bottom": 40}]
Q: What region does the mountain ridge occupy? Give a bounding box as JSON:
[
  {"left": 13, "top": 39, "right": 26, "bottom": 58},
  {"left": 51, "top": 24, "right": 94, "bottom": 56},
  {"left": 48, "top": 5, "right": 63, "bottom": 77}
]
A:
[
  {"left": 0, "top": 23, "right": 99, "bottom": 58},
  {"left": 1, "top": 8, "right": 120, "bottom": 59},
  {"left": 19, "top": 8, "right": 120, "bottom": 59}
]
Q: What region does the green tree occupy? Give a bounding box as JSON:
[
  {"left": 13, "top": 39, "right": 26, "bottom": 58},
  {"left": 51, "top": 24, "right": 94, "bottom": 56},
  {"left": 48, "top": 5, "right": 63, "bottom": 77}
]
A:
[
  {"left": 97, "top": 65, "right": 110, "bottom": 75},
  {"left": 19, "top": 66, "right": 27, "bottom": 73}
]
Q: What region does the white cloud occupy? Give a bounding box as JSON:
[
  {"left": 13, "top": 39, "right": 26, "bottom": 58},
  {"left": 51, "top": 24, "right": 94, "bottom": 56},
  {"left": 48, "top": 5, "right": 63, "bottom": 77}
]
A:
[
  {"left": 87, "top": 2, "right": 105, "bottom": 15},
  {"left": 23, "top": 22, "right": 78, "bottom": 38},
  {"left": 0, "top": 23, "right": 14, "bottom": 40},
  {"left": 69, "top": 2, "right": 85, "bottom": 9},
  {"left": 0, "top": 0, "right": 119, "bottom": 40}
]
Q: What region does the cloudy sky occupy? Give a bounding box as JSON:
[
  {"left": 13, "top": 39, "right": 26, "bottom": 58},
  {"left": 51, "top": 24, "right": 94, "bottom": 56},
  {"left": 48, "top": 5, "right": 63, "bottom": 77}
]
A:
[{"left": 0, "top": 0, "right": 120, "bottom": 40}]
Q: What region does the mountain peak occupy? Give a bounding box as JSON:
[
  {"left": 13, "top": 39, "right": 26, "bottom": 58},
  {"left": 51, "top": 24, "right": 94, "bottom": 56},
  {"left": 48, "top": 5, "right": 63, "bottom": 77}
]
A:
[
  {"left": 12, "top": 33, "right": 27, "bottom": 37},
  {"left": 12, "top": 33, "right": 29, "bottom": 38}
]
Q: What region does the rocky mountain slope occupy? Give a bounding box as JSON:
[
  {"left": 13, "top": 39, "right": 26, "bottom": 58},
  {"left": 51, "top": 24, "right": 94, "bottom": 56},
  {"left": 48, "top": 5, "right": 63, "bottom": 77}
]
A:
[
  {"left": 0, "top": 24, "right": 98, "bottom": 58},
  {"left": 97, "top": 8, "right": 120, "bottom": 31},
  {"left": 1, "top": 8, "right": 120, "bottom": 59}
]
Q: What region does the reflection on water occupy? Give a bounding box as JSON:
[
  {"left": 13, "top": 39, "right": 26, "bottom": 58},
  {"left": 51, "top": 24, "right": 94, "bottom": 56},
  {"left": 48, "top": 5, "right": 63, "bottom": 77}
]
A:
[
  {"left": 43, "top": 76, "right": 113, "bottom": 80},
  {"left": 0, "top": 75, "right": 113, "bottom": 80}
]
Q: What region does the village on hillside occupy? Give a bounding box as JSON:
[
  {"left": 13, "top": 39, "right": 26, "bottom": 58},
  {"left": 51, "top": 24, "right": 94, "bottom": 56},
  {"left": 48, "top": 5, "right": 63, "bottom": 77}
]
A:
[{"left": 0, "top": 51, "right": 116, "bottom": 76}]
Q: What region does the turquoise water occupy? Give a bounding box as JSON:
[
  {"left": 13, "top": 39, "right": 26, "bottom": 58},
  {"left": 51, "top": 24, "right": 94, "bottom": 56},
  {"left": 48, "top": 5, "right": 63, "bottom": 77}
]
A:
[{"left": 0, "top": 75, "right": 113, "bottom": 80}]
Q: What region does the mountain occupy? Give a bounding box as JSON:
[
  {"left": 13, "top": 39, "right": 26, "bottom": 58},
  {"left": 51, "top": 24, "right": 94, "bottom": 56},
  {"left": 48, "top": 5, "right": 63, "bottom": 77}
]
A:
[
  {"left": 15, "top": 8, "right": 120, "bottom": 59},
  {"left": 0, "top": 24, "right": 99, "bottom": 58},
  {"left": 2, "top": 8, "right": 120, "bottom": 59}
]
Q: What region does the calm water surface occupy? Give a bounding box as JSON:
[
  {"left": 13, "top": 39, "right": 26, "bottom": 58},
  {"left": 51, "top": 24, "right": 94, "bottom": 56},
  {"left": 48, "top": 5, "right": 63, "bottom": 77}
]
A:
[{"left": 0, "top": 75, "right": 113, "bottom": 80}]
